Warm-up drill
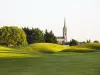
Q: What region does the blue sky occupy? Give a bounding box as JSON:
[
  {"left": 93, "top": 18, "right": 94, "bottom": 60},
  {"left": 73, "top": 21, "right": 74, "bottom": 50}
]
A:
[{"left": 0, "top": 0, "right": 100, "bottom": 42}]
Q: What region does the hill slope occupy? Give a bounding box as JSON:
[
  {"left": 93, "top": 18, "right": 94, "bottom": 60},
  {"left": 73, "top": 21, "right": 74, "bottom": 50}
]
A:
[
  {"left": 23, "top": 43, "right": 70, "bottom": 53},
  {"left": 23, "top": 43, "right": 95, "bottom": 53}
]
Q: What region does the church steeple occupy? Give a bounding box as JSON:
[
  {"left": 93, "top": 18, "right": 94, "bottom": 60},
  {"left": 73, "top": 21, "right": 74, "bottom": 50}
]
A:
[{"left": 63, "top": 18, "right": 67, "bottom": 42}]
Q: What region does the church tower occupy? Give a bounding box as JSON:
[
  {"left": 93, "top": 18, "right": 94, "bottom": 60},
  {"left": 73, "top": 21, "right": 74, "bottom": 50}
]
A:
[{"left": 63, "top": 18, "right": 67, "bottom": 43}]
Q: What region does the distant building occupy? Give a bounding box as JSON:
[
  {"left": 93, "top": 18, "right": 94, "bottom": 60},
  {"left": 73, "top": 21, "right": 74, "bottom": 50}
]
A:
[{"left": 56, "top": 18, "right": 67, "bottom": 44}]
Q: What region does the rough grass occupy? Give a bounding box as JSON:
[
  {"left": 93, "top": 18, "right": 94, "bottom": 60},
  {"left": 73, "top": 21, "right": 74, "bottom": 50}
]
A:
[
  {"left": 0, "top": 46, "right": 14, "bottom": 51},
  {"left": 0, "top": 46, "right": 35, "bottom": 58},
  {"left": 62, "top": 43, "right": 100, "bottom": 53},
  {"left": 0, "top": 43, "right": 100, "bottom": 57},
  {"left": 23, "top": 43, "right": 70, "bottom": 53},
  {"left": 23, "top": 43, "right": 96, "bottom": 53},
  {"left": 77, "top": 43, "right": 100, "bottom": 50}
]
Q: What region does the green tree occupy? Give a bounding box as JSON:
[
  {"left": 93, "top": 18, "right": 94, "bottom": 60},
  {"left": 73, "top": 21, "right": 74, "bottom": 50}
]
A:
[
  {"left": 22, "top": 27, "right": 33, "bottom": 44},
  {"left": 86, "top": 39, "right": 91, "bottom": 43},
  {"left": 44, "top": 30, "right": 57, "bottom": 43},
  {"left": 69, "top": 39, "right": 79, "bottom": 46},
  {"left": 93, "top": 40, "right": 99, "bottom": 43},
  {"left": 0, "top": 26, "right": 27, "bottom": 47},
  {"left": 23, "top": 27, "right": 44, "bottom": 44},
  {"left": 32, "top": 28, "right": 44, "bottom": 43}
]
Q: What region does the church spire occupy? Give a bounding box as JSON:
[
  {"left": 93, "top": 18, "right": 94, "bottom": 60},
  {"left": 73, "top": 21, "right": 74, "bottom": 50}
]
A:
[
  {"left": 63, "top": 17, "right": 67, "bottom": 30},
  {"left": 64, "top": 17, "right": 66, "bottom": 27},
  {"left": 63, "top": 17, "right": 67, "bottom": 42}
]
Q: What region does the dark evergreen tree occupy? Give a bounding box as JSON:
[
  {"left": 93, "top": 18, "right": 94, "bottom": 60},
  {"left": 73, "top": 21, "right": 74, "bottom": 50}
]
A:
[
  {"left": 44, "top": 30, "right": 57, "bottom": 43},
  {"left": 22, "top": 27, "right": 33, "bottom": 44},
  {"left": 86, "top": 39, "right": 91, "bottom": 43},
  {"left": 23, "top": 27, "right": 44, "bottom": 44}
]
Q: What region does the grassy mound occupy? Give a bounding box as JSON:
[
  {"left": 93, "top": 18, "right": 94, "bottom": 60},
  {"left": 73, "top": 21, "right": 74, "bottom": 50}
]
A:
[
  {"left": 77, "top": 43, "right": 100, "bottom": 50},
  {"left": 23, "top": 43, "right": 95, "bottom": 53},
  {"left": 23, "top": 43, "right": 70, "bottom": 53},
  {"left": 62, "top": 43, "right": 100, "bottom": 52},
  {"left": 0, "top": 43, "right": 99, "bottom": 56}
]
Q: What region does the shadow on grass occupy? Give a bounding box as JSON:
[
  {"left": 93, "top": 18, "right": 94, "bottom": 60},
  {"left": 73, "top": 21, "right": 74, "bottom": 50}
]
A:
[
  {"left": 60, "top": 49, "right": 96, "bottom": 53},
  {"left": 39, "top": 50, "right": 55, "bottom": 54}
]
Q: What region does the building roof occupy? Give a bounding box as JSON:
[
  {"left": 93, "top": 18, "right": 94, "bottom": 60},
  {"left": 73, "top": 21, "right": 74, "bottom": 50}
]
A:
[{"left": 56, "top": 36, "right": 64, "bottom": 39}]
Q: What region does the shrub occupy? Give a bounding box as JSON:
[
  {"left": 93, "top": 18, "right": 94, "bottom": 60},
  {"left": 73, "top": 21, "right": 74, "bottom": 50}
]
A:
[
  {"left": 69, "top": 39, "right": 79, "bottom": 46},
  {"left": 93, "top": 40, "right": 99, "bottom": 43}
]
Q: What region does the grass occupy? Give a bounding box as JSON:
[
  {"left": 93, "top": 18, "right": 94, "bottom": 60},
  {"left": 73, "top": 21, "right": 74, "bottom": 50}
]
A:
[
  {"left": 0, "top": 43, "right": 99, "bottom": 75},
  {"left": 23, "top": 43, "right": 70, "bottom": 53},
  {"left": 77, "top": 43, "right": 100, "bottom": 50},
  {"left": 22, "top": 43, "right": 96, "bottom": 53},
  {"left": 0, "top": 43, "right": 99, "bottom": 57},
  {"left": 0, "top": 52, "right": 100, "bottom": 75},
  {"left": 0, "top": 46, "right": 35, "bottom": 58}
]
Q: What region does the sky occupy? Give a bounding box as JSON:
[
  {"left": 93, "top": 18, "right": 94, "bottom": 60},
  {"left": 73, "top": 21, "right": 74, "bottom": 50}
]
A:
[{"left": 0, "top": 0, "right": 100, "bottom": 42}]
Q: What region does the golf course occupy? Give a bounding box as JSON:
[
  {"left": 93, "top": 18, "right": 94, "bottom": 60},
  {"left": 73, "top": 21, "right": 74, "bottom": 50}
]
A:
[{"left": 0, "top": 43, "right": 100, "bottom": 75}]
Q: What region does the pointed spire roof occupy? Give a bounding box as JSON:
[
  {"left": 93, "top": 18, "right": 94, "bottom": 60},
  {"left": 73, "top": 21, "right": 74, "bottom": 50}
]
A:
[{"left": 63, "top": 17, "right": 67, "bottom": 30}]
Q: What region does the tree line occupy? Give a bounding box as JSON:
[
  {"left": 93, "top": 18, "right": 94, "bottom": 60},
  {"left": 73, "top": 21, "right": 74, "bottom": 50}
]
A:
[
  {"left": 0, "top": 26, "right": 57, "bottom": 47},
  {"left": 0, "top": 26, "right": 99, "bottom": 47}
]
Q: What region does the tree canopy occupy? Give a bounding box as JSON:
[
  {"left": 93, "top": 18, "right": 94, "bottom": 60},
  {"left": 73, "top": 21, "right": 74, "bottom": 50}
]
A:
[
  {"left": 22, "top": 27, "right": 44, "bottom": 44},
  {"left": 44, "top": 29, "right": 57, "bottom": 43},
  {"left": 0, "top": 26, "right": 27, "bottom": 47}
]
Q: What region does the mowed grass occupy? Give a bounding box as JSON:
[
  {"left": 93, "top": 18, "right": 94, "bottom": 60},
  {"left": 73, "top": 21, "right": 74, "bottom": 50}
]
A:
[
  {"left": 0, "top": 52, "right": 100, "bottom": 75},
  {"left": 0, "top": 43, "right": 100, "bottom": 75}
]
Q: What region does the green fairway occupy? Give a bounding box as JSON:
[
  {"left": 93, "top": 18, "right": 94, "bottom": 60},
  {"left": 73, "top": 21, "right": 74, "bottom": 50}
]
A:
[
  {"left": 0, "top": 52, "right": 100, "bottom": 75},
  {"left": 0, "top": 43, "right": 100, "bottom": 75}
]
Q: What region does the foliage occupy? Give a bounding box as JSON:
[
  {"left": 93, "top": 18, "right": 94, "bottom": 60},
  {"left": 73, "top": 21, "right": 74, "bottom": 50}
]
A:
[
  {"left": 93, "top": 40, "right": 99, "bottom": 43},
  {"left": 44, "top": 30, "right": 57, "bottom": 43},
  {"left": 22, "top": 27, "right": 33, "bottom": 44},
  {"left": 22, "top": 27, "right": 44, "bottom": 44},
  {"left": 32, "top": 28, "right": 44, "bottom": 43},
  {"left": 69, "top": 39, "right": 79, "bottom": 46},
  {"left": 0, "top": 26, "right": 27, "bottom": 47},
  {"left": 86, "top": 39, "right": 91, "bottom": 43}
]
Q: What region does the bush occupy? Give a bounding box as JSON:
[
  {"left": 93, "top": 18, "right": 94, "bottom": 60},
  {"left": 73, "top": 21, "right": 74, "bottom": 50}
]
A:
[
  {"left": 93, "top": 40, "right": 99, "bottom": 43},
  {"left": 69, "top": 39, "right": 79, "bottom": 46}
]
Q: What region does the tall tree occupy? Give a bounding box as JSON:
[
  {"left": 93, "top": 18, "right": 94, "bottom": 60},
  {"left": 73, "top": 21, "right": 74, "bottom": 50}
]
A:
[
  {"left": 22, "top": 27, "right": 33, "bottom": 44},
  {"left": 23, "top": 27, "right": 44, "bottom": 44},
  {"left": 44, "top": 30, "right": 57, "bottom": 43},
  {"left": 32, "top": 28, "right": 44, "bottom": 43}
]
